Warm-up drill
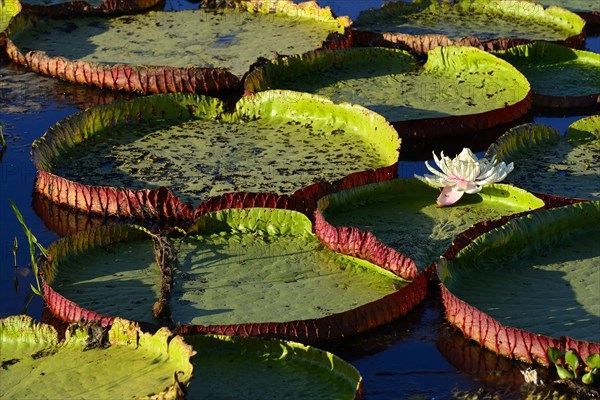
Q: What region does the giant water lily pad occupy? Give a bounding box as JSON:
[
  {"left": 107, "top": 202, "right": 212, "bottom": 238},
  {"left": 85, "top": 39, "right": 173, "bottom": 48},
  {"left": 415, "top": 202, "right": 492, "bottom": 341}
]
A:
[
  {"left": 32, "top": 91, "right": 400, "bottom": 219},
  {"left": 185, "top": 334, "right": 362, "bottom": 399},
  {"left": 485, "top": 119, "right": 600, "bottom": 201},
  {"left": 20, "top": 0, "right": 161, "bottom": 15},
  {"left": 19, "top": 0, "right": 161, "bottom": 16},
  {"left": 5, "top": 1, "right": 348, "bottom": 91},
  {"left": 316, "top": 179, "right": 544, "bottom": 272},
  {"left": 441, "top": 201, "right": 600, "bottom": 365},
  {"left": 494, "top": 42, "right": 600, "bottom": 108},
  {"left": 245, "top": 46, "right": 532, "bottom": 138},
  {"left": 0, "top": 315, "right": 194, "bottom": 399},
  {"left": 43, "top": 208, "right": 427, "bottom": 342},
  {"left": 538, "top": 0, "right": 599, "bottom": 24},
  {"left": 354, "top": 0, "right": 586, "bottom": 48}
]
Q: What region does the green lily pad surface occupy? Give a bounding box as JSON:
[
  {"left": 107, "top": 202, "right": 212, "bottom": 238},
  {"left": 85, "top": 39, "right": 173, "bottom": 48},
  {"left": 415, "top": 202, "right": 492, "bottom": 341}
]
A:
[
  {"left": 0, "top": 0, "right": 20, "bottom": 34},
  {"left": 0, "top": 315, "right": 194, "bottom": 399},
  {"left": 24, "top": 0, "right": 104, "bottom": 6},
  {"left": 35, "top": 91, "right": 399, "bottom": 209},
  {"left": 8, "top": 3, "right": 346, "bottom": 77},
  {"left": 538, "top": 0, "right": 598, "bottom": 14},
  {"left": 486, "top": 120, "right": 600, "bottom": 200},
  {"left": 45, "top": 209, "right": 407, "bottom": 329},
  {"left": 354, "top": 0, "right": 585, "bottom": 42},
  {"left": 186, "top": 334, "right": 362, "bottom": 399},
  {"left": 493, "top": 42, "right": 600, "bottom": 99},
  {"left": 318, "top": 179, "right": 544, "bottom": 271},
  {"left": 444, "top": 201, "right": 600, "bottom": 344},
  {"left": 246, "top": 46, "right": 530, "bottom": 123}
]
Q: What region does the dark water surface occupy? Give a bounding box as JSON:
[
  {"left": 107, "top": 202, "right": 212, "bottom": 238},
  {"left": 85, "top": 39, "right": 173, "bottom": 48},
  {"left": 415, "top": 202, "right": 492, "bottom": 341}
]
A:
[{"left": 0, "top": 2, "right": 598, "bottom": 399}]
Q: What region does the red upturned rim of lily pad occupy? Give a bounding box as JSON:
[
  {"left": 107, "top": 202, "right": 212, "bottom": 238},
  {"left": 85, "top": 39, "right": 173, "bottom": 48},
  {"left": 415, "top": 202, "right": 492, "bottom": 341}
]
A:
[
  {"left": 31, "top": 92, "right": 399, "bottom": 221},
  {"left": 3, "top": 12, "right": 240, "bottom": 95},
  {"left": 579, "top": 11, "right": 600, "bottom": 25},
  {"left": 313, "top": 208, "right": 418, "bottom": 281},
  {"left": 436, "top": 201, "right": 600, "bottom": 366},
  {"left": 323, "top": 28, "right": 547, "bottom": 55},
  {"left": 41, "top": 217, "right": 428, "bottom": 343},
  {"left": 20, "top": 0, "right": 161, "bottom": 16},
  {"left": 439, "top": 287, "right": 600, "bottom": 366}
]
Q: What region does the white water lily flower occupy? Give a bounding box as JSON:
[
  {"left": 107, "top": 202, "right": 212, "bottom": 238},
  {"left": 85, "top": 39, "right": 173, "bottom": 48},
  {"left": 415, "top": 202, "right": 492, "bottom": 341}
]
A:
[{"left": 415, "top": 148, "right": 514, "bottom": 206}]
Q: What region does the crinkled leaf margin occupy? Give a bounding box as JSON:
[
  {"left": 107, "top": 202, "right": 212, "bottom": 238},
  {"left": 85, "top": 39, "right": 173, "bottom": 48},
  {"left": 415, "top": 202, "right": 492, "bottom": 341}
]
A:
[{"left": 440, "top": 201, "right": 600, "bottom": 365}]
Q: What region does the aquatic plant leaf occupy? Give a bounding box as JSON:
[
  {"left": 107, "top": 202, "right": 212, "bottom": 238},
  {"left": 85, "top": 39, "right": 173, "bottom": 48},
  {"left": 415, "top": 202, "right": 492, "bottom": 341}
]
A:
[
  {"left": 493, "top": 42, "right": 600, "bottom": 108},
  {"left": 548, "top": 346, "right": 563, "bottom": 364},
  {"left": 19, "top": 0, "right": 160, "bottom": 15},
  {"left": 32, "top": 91, "right": 399, "bottom": 219},
  {"left": 0, "top": 315, "right": 194, "bottom": 399},
  {"left": 565, "top": 350, "right": 580, "bottom": 375},
  {"left": 317, "top": 179, "right": 544, "bottom": 272},
  {"left": 185, "top": 334, "right": 362, "bottom": 399},
  {"left": 0, "top": 0, "right": 20, "bottom": 47},
  {"left": 5, "top": 1, "right": 348, "bottom": 90},
  {"left": 556, "top": 364, "right": 575, "bottom": 379},
  {"left": 245, "top": 46, "right": 532, "bottom": 138},
  {"left": 587, "top": 353, "right": 600, "bottom": 369},
  {"left": 354, "top": 0, "right": 586, "bottom": 47},
  {"left": 43, "top": 208, "right": 428, "bottom": 342},
  {"left": 442, "top": 201, "right": 600, "bottom": 365},
  {"left": 42, "top": 224, "right": 163, "bottom": 325},
  {"left": 538, "top": 0, "right": 598, "bottom": 13},
  {"left": 537, "top": 0, "right": 600, "bottom": 24},
  {"left": 486, "top": 120, "right": 600, "bottom": 201}
]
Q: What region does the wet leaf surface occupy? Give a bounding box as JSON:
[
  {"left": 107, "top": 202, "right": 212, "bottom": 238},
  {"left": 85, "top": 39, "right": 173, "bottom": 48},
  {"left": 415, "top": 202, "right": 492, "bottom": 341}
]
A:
[
  {"left": 355, "top": 0, "right": 584, "bottom": 42},
  {"left": 321, "top": 180, "right": 543, "bottom": 271},
  {"left": 10, "top": 8, "right": 342, "bottom": 77}
]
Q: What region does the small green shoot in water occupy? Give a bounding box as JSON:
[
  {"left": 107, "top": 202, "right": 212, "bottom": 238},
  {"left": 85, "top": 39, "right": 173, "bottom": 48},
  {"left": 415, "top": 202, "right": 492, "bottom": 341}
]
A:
[
  {"left": 9, "top": 200, "right": 47, "bottom": 299},
  {"left": 547, "top": 347, "right": 600, "bottom": 386},
  {"left": 0, "top": 122, "right": 6, "bottom": 149}
]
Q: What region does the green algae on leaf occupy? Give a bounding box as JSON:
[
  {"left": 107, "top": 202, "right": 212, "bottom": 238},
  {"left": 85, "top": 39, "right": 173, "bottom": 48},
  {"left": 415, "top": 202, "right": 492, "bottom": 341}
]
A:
[
  {"left": 33, "top": 91, "right": 399, "bottom": 217},
  {"left": 245, "top": 46, "right": 531, "bottom": 137},
  {"left": 442, "top": 201, "right": 600, "bottom": 365},
  {"left": 7, "top": 1, "right": 348, "bottom": 81},
  {"left": 0, "top": 315, "right": 194, "bottom": 399},
  {"left": 185, "top": 334, "right": 362, "bottom": 399},
  {"left": 318, "top": 179, "right": 544, "bottom": 272},
  {"left": 43, "top": 208, "right": 426, "bottom": 342},
  {"left": 354, "top": 0, "right": 585, "bottom": 44},
  {"left": 486, "top": 120, "right": 600, "bottom": 201},
  {"left": 493, "top": 42, "right": 600, "bottom": 108}
]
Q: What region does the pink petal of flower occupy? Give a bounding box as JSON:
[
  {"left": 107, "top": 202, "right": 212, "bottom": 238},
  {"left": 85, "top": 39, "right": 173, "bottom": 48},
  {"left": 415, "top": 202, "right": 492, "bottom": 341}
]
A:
[{"left": 437, "top": 186, "right": 465, "bottom": 206}]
